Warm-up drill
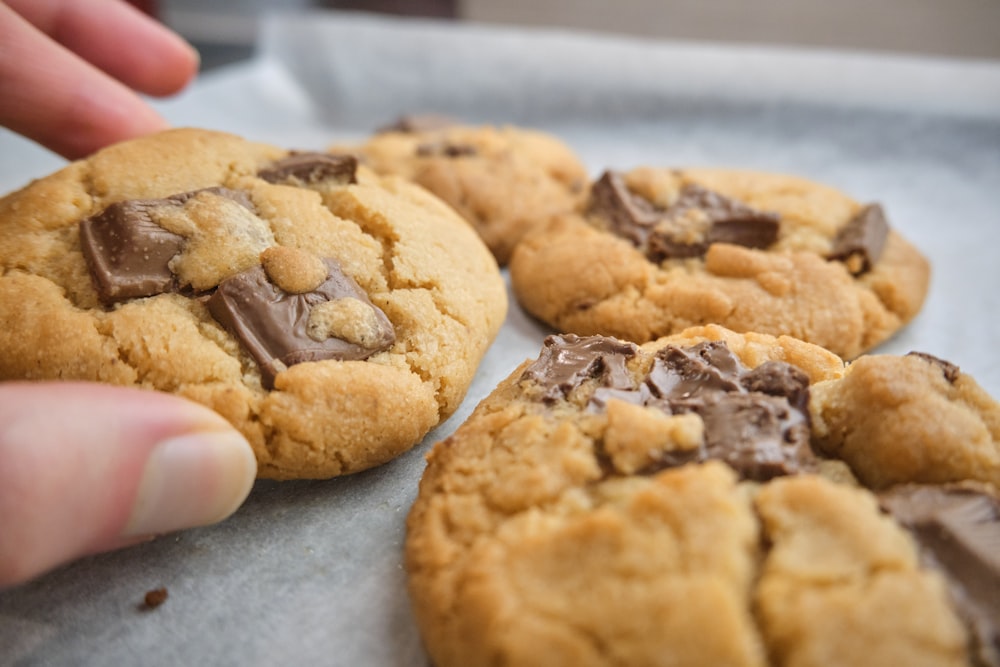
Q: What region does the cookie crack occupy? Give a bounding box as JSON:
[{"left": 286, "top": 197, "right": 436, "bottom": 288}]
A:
[
  {"left": 336, "top": 210, "right": 475, "bottom": 413},
  {"left": 92, "top": 314, "right": 142, "bottom": 381}
]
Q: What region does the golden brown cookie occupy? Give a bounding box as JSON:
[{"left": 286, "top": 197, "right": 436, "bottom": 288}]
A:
[
  {"left": 0, "top": 128, "right": 507, "bottom": 480},
  {"left": 346, "top": 119, "right": 588, "bottom": 265},
  {"left": 405, "top": 326, "right": 999, "bottom": 666},
  {"left": 509, "top": 168, "right": 930, "bottom": 359}
]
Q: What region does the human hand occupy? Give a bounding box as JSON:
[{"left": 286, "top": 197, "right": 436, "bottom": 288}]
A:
[
  {"left": 0, "top": 2, "right": 251, "bottom": 589},
  {"left": 0, "top": 383, "right": 257, "bottom": 589},
  {"left": 0, "top": 0, "right": 199, "bottom": 159}
]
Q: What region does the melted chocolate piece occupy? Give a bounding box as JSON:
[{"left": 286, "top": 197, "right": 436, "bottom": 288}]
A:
[
  {"left": 521, "top": 336, "right": 816, "bottom": 480},
  {"left": 648, "top": 184, "right": 780, "bottom": 262},
  {"left": 907, "top": 351, "right": 961, "bottom": 384},
  {"left": 207, "top": 258, "right": 394, "bottom": 389},
  {"left": 828, "top": 203, "right": 889, "bottom": 275},
  {"left": 415, "top": 142, "right": 478, "bottom": 158},
  {"left": 520, "top": 334, "right": 638, "bottom": 404},
  {"left": 741, "top": 361, "right": 812, "bottom": 414},
  {"left": 587, "top": 171, "right": 780, "bottom": 261},
  {"left": 643, "top": 342, "right": 815, "bottom": 480},
  {"left": 881, "top": 485, "right": 1000, "bottom": 667},
  {"left": 646, "top": 341, "right": 745, "bottom": 399},
  {"left": 80, "top": 187, "right": 253, "bottom": 306},
  {"left": 674, "top": 392, "right": 811, "bottom": 479},
  {"left": 587, "top": 171, "right": 662, "bottom": 248},
  {"left": 257, "top": 153, "right": 357, "bottom": 186}
]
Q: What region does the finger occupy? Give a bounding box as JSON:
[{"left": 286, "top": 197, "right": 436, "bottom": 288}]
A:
[
  {"left": 6, "top": 0, "right": 199, "bottom": 96},
  {"left": 0, "top": 383, "right": 257, "bottom": 589},
  {"left": 0, "top": 3, "right": 170, "bottom": 159}
]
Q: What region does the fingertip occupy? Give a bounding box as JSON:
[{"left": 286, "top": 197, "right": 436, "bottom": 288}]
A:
[
  {"left": 0, "top": 2, "right": 185, "bottom": 159},
  {"left": 123, "top": 429, "right": 257, "bottom": 539},
  {"left": 0, "top": 384, "right": 257, "bottom": 588},
  {"left": 135, "top": 29, "right": 201, "bottom": 98}
]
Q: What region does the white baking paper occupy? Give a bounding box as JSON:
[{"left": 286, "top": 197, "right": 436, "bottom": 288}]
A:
[{"left": 1, "top": 10, "right": 998, "bottom": 666}]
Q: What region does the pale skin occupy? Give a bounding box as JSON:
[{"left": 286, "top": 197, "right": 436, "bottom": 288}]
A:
[{"left": 0, "top": 0, "right": 258, "bottom": 588}]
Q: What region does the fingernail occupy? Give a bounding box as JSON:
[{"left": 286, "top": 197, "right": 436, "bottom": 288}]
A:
[{"left": 123, "top": 430, "right": 257, "bottom": 538}]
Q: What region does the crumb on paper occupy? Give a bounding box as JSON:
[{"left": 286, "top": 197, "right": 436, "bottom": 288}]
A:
[{"left": 143, "top": 587, "right": 168, "bottom": 609}]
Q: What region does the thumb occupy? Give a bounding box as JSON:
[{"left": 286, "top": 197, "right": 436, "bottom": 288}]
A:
[{"left": 0, "top": 382, "right": 257, "bottom": 588}]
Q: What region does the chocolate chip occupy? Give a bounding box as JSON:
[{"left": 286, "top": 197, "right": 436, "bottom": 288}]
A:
[
  {"left": 79, "top": 188, "right": 253, "bottom": 306},
  {"left": 907, "top": 351, "right": 961, "bottom": 384},
  {"left": 828, "top": 203, "right": 889, "bottom": 275},
  {"left": 880, "top": 485, "right": 1000, "bottom": 667},
  {"left": 206, "top": 258, "right": 394, "bottom": 389},
  {"left": 520, "top": 334, "right": 638, "bottom": 404},
  {"left": 257, "top": 152, "right": 357, "bottom": 186},
  {"left": 587, "top": 172, "right": 780, "bottom": 262}
]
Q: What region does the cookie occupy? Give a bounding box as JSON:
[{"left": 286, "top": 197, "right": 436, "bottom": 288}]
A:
[
  {"left": 346, "top": 118, "right": 589, "bottom": 265},
  {"left": 0, "top": 128, "right": 507, "bottom": 480},
  {"left": 405, "top": 325, "right": 999, "bottom": 666},
  {"left": 509, "top": 168, "right": 931, "bottom": 359}
]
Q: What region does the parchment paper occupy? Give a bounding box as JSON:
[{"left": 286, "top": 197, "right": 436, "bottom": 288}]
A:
[{"left": 1, "top": 10, "right": 998, "bottom": 666}]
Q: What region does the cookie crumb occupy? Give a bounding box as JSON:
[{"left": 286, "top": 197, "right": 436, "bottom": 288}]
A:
[
  {"left": 261, "top": 246, "right": 328, "bottom": 294},
  {"left": 143, "top": 587, "right": 168, "bottom": 610}
]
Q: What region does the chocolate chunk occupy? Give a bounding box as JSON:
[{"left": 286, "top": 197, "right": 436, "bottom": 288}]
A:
[
  {"left": 880, "top": 485, "right": 1000, "bottom": 667},
  {"left": 642, "top": 342, "right": 815, "bottom": 480},
  {"left": 587, "top": 172, "right": 780, "bottom": 261},
  {"left": 589, "top": 385, "right": 653, "bottom": 411},
  {"left": 195, "top": 187, "right": 256, "bottom": 212},
  {"left": 80, "top": 200, "right": 185, "bottom": 304},
  {"left": 79, "top": 187, "right": 253, "bottom": 305},
  {"left": 907, "top": 351, "right": 961, "bottom": 384},
  {"left": 587, "top": 171, "right": 662, "bottom": 248},
  {"left": 679, "top": 391, "right": 812, "bottom": 480},
  {"left": 523, "top": 336, "right": 817, "bottom": 480},
  {"left": 520, "top": 334, "right": 638, "bottom": 403},
  {"left": 828, "top": 203, "right": 889, "bottom": 275},
  {"left": 207, "top": 258, "right": 394, "bottom": 389},
  {"left": 650, "top": 184, "right": 780, "bottom": 261},
  {"left": 257, "top": 152, "right": 357, "bottom": 186},
  {"left": 415, "top": 142, "right": 478, "bottom": 158},
  {"left": 378, "top": 114, "right": 457, "bottom": 133},
  {"left": 646, "top": 341, "right": 745, "bottom": 399},
  {"left": 741, "top": 361, "right": 811, "bottom": 414}
]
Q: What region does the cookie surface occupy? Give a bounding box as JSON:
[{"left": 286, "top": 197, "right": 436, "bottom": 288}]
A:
[
  {"left": 405, "top": 325, "right": 999, "bottom": 666},
  {"left": 509, "top": 168, "right": 931, "bottom": 359},
  {"left": 0, "top": 128, "right": 507, "bottom": 480},
  {"left": 348, "top": 120, "right": 588, "bottom": 265}
]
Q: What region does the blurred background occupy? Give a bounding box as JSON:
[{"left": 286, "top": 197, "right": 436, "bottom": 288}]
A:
[{"left": 148, "top": 0, "right": 1000, "bottom": 70}]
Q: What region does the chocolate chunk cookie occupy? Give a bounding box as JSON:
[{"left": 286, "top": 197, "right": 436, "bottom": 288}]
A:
[
  {"left": 406, "top": 326, "right": 999, "bottom": 666},
  {"left": 0, "top": 128, "right": 507, "bottom": 479},
  {"left": 345, "top": 119, "right": 588, "bottom": 265},
  {"left": 509, "top": 168, "right": 931, "bottom": 359}
]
